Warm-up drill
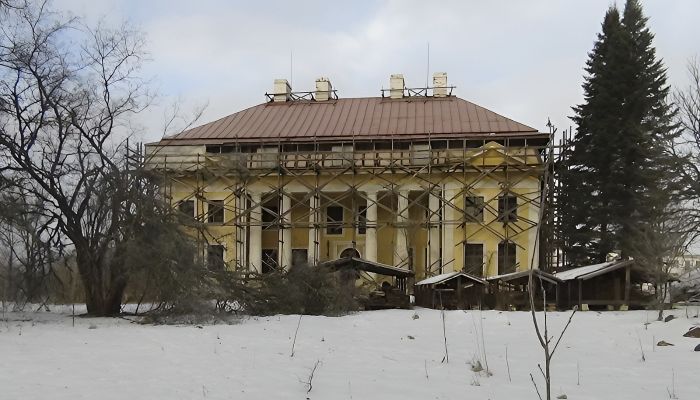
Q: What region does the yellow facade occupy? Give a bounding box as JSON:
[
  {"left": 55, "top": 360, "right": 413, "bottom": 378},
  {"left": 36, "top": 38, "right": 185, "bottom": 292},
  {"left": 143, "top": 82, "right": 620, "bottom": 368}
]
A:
[{"left": 155, "top": 141, "right": 544, "bottom": 284}]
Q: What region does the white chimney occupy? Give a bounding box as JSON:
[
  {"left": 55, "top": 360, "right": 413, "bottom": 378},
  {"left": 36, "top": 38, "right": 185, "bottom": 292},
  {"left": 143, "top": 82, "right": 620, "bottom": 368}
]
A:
[
  {"left": 273, "top": 79, "right": 292, "bottom": 102},
  {"left": 315, "top": 77, "right": 332, "bottom": 101},
  {"left": 433, "top": 72, "right": 448, "bottom": 97},
  {"left": 389, "top": 74, "right": 405, "bottom": 99}
]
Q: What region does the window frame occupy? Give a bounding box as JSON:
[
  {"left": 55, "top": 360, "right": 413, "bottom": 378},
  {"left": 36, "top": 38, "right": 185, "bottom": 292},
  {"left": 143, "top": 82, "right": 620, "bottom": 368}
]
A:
[
  {"left": 464, "top": 195, "right": 485, "bottom": 222},
  {"left": 326, "top": 205, "right": 344, "bottom": 235},
  {"left": 207, "top": 244, "right": 225, "bottom": 271},
  {"left": 497, "top": 194, "right": 518, "bottom": 222},
  {"left": 356, "top": 206, "right": 367, "bottom": 235},
  {"left": 207, "top": 200, "right": 225, "bottom": 223},
  {"left": 497, "top": 240, "right": 517, "bottom": 275},
  {"left": 463, "top": 243, "right": 484, "bottom": 276}
]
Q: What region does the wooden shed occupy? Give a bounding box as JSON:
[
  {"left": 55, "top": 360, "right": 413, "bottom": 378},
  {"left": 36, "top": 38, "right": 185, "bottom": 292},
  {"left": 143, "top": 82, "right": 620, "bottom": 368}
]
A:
[
  {"left": 555, "top": 259, "right": 655, "bottom": 310},
  {"left": 414, "top": 272, "right": 487, "bottom": 309},
  {"left": 487, "top": 269, "right": 563, "bottom": 310},
  {"left": 320, "top": 256, "right": 414, "bottom": 309}
]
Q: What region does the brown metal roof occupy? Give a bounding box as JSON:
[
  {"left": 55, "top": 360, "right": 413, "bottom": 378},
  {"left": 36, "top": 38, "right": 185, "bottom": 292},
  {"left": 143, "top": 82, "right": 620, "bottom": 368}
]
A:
[{"left": 156, "top": 96, "right": 542, "bottom": 145}]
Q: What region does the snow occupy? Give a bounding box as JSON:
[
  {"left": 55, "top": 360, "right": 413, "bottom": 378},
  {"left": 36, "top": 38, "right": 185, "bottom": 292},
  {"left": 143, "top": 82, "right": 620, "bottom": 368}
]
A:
[
  {"left": 415, "top": 271, "right": 485, "bottom": 286},
  {"left": 555, "top": 261, "right": 619, "bottom": 281},
  {"left": 1, "top": 306, "right": 699, "bottom": 400},
  {"left": 415, "top": 271, "right": 463, "bottom": 285}
]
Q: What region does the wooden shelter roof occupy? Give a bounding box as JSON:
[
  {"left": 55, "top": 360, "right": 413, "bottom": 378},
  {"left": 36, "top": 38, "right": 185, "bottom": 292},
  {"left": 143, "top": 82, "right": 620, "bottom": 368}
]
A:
[
  {"left": 488, "top": 269, "right": 563, "bottom": 285},
  {"left": 555, "top": 260, "right": 634, "bottom": 281},
  {"left": 320, "top": 257, "right": 414, "bottom": 278},
  {"left": 415, "top": 271, "right": 487, "bottom": 286}
]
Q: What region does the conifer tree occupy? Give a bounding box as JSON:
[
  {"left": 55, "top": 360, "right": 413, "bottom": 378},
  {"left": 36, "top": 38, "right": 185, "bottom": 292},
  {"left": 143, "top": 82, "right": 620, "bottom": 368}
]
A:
[{"left": 561, "top": 0, "right": 677, "bottom": 266}]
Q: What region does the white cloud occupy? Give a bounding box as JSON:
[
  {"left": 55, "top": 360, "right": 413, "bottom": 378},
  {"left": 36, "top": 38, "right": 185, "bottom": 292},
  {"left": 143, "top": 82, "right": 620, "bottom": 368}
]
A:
[{"left": 53, "top": 0, "right": 700, "bottom": 142}]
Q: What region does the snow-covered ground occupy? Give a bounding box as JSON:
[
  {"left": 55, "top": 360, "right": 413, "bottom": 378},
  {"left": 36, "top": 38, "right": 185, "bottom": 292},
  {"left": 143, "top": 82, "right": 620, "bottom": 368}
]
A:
[{"left": 1, "top": 306, "right": 698, "bottom": 400}]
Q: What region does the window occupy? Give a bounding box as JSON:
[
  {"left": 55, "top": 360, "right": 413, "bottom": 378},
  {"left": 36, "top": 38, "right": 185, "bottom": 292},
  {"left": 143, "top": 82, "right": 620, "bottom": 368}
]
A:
[
  {"left": 207, "top": 244, "right": 225, "bottom": 271},
  {"left": 465, "top": 196, "right": 484, "bottom": 222},
  {"left": 262, "top": 249, "right": 278, "bottom": 273},
  {"left": 262, "top": 205, "right": 278, "bottom": 230},
  {"left": 498, "top": 195, "right": 518, "bottom": 222},
  {"left": 206, "top": 145, "right": 234, "bottom": 153},
  {"left": 327, "top": 206, "right": 343, "bottom": 235},
  {"left": 498, "top": 241, "right": 517, "bottom": 275},
  {"left": 357, "top": 206, "right": 367, "bottom": 234},
  {"left": 178, "top": 200, "right": 195, "bottom": 217},
  {"left": 205, "top": 145, "right": 221, "bottom": 153},
  {"left": 292, "top": 249, "right": 308, "bottom": 267},
  {"left": 207, "top": 200, "right": 224, "bottom": 223},
  {"left": 464, "top": 243, "right": 484, "bottom": 276}
]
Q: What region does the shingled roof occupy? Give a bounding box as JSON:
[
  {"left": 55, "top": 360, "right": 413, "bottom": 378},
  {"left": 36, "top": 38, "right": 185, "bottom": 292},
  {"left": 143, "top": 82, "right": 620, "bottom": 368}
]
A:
[{"left": 156, "top": 96, "right": 543, "bottom": 145}]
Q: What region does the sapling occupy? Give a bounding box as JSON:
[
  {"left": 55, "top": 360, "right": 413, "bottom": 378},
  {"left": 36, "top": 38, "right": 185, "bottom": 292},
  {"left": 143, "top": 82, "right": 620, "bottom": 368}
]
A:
[
  {"left": 505, "top": 345, "right": 512, "bottom": 383},
  {"left": 528, "top": 274, "right": 577, "bottom": 400},
  {"left": 301, "top": 360, "right": 321, "bottom": 394},
  {"left": 635, "top": 331, "right": 646, "bottom": 362},
  {"left": 527, "top": 134, "right": 577, "bottom": 400},
  {"left": 439, "top": 291, "right": 448, "bottom": 363},
  {"left": 666, "top": 368, "right": 678, "bottom": 399},
  {"left": 290, "top": 314, "right": 303, "bottom": 357}
]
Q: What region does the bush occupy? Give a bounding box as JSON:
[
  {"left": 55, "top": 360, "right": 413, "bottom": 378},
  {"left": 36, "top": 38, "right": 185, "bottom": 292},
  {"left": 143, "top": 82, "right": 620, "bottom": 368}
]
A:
[{"left": 240, "top": 264, "right": 358, "bottom": 316}]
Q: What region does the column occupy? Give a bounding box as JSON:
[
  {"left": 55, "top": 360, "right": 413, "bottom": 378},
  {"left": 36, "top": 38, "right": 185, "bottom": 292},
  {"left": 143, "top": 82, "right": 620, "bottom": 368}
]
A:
[
  {"left": 365, "top": 191, "right": 378, "bottom": 262},
  {"left": 428, "top": 190, "right": 441, "bottom": 273},
  {"left": 235, "top": 191, "right": 248, "bottom": 270},
  {"left": 394, "top": 190, "right": 409, "bottom": 267},
  {"left": 442, "top": 187, "right": 456, "bottom": 272},
  {"left": 308, "top": 193, "right": 319, "bottom": 265},
  {"left": 278, "top": 192, "right": 293, "bottom": 270},
  {"left": 248, "top": 192, "right": 262, "bottom": 273}
]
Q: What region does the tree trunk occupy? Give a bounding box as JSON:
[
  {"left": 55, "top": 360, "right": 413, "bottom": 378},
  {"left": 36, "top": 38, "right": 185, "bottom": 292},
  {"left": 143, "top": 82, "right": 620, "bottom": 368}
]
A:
[{"left": 76, "top": 247, "right": 126, "bottom": 316}]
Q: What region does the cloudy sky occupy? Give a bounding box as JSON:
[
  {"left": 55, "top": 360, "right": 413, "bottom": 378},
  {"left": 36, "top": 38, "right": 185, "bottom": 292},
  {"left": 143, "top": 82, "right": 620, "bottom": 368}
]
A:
[{"left": 54, "top": 0, "right": 699, "bottom": 143}]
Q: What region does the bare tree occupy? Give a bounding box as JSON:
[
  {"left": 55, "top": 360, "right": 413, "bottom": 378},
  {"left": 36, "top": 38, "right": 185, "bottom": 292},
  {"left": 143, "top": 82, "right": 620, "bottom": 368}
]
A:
[
  {"left": 626, "top": 208, "right": 694, "bottom": 320},
  {"left": 672, "top": 58, "right": 700, "bottom": 246},
  {"left": 0, "top": 190, "right": 55, "bottom": 307},
  {"left": 0, "top": 1, "right": 152, "bottom": 315}
]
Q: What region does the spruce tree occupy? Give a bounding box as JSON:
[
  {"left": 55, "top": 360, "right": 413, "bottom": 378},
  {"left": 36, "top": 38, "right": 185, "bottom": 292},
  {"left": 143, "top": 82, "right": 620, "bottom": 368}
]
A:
[
  {"left": 562, "top": 6, "right": 628, "bottom": 265},
  {"left": 561, "top": 0, "right": 677, "bottom": 266}
]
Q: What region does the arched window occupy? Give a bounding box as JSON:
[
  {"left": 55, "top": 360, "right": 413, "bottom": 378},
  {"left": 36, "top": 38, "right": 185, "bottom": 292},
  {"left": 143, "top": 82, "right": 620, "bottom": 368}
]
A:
[{"left": 498, "top": 240, "right": 516, "bottom": 275}]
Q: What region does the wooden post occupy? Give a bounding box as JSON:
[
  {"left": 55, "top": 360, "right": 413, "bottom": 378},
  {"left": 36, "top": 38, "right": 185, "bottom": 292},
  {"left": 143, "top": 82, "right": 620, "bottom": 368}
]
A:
[
  {"left": 624, "top": 264, "right": 631, "bottom": 307},
  {"left": 578, "top": 279, "right": 582, "bottom": 309},
  {"left": 456, "top": 277, "right": 463, "bottom": 309}
]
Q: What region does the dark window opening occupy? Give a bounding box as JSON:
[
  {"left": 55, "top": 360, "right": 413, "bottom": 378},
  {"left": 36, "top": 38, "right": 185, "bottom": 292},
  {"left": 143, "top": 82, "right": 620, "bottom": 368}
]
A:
[
  {"left": 357, "top": 206, "right": 367, "bottom": 234},
  {"left": 448, "top": 139, "right": 464, "bottom": 149},
  {"left": 374, "top": 141, "right": 392, "bottom": 150},
  {"left": 464, "top": 243, "right": 484, "bottom": 276},
  {"left": 178, "top": 199, "right": 195, "bottom": 217},
  {"left": 262, "top": 205, "right": 278, "bottom": 230},
  {"left": 262, "top": 249, "right": 278, "bottom": 273},
  {"left": 207, "top": 245, "right": 225, "bottom": 271},
  {"left": 430, "top": 140, "right": 447, "bottom": 150},
  {"left": 498, "top": 195, "right": 518, "bottom": 222},
  {"left": 355, "top": 142, "right": 374, "bottom": 151},
  {"left": 498, "top": 241, "right": 517, "bottom": 275},
  {"left": 207, "top": 200, "right": 224, "bottom": 223},
  {"left": 465, "top": 196, "right": 484, "bottom": 222},
  {"left": 327, "top": 206, "right": 343, "bottom": 235}
]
